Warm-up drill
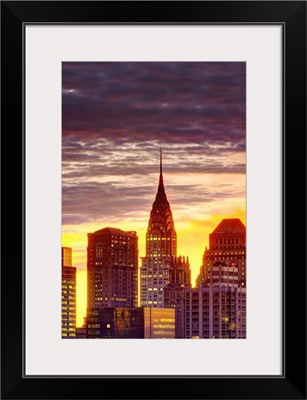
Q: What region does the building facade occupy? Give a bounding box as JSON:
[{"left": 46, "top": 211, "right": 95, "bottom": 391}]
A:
[
  {"left": 87, "top": 227, "right": 138, "bottom": 310},
  {"left": 164, "top": 256, "right": 191, "bottom": 338},
  {"left": 141, "top": 150, "right": 177, "bottom": 307},
  {"left": 197, "top": 218, "right": 246, "bottom": 288},
  {"left": 164, "top": 218, "right": 247, "bottom": 339},
  {"left": 86, "top": 307, "right": 175, "bottom": 339},
  {"left": 62, "top": 247, "right": 76, "bottom": 338},
  {"left": 183, "top": 285, "right": 246, "bottom": 339},
  {"left": 164, "top": 284, "right": 246, "bottom": 339}
]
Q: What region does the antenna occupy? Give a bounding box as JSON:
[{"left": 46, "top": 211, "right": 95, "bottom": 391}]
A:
[{"left": 160, "top": 146, "right": 162, "bottom": 175}]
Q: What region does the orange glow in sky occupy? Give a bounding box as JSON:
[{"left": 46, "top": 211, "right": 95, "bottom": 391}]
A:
[{"left": 62, "top": 204, "right": 246, "bottom": 327}]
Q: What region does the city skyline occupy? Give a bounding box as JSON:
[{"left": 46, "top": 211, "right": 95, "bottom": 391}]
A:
[
  {"left": 62, "top": 62, "right": 246, "bottom": 327},
  {"left": 64, "top": 213, "right": 246, "bottom": 338}
]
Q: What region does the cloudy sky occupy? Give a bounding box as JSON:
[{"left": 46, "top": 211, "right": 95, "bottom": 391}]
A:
[{"left": 61, "top": 62, "right": 246, "bottom": 326}]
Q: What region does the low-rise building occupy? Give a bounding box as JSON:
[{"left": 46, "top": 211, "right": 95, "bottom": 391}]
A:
[{"left": 86, "top": 307, "right": 175, "bottom": 339}]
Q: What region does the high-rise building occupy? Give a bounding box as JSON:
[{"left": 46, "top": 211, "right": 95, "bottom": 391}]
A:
[
  {"left": 62, "top": 247, "right": 76, "bottom": 338},
  {"left": 164, "top": 256, "right": 191, "bottom": 338},
  {"left": 167, "top": 255, "right": 191, "bottom": 288},
  {"left": 170, "top": 262, "right": 246, "bottom": 339},
  {"left": 87, "top": 227, "right": 138, "bottom": 310},
  {"left": 165, "top": 218, "right": 247, "bottom": 339},
  {"left": 197, "top": 218, "right": 246, "bottom": 288},
  {"left": 86, "top": 307, "right": 175, "bottom": 339},
  {"left": 183, "top": 285, "right": 246, "bottom": 339},
  {"left": 141, "top": 150, "right": 177, "bottom": 307}
]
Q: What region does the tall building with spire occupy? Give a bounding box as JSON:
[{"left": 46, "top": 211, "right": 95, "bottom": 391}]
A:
[{"left": 140, "top": 149, "right": 177, "bottom": 307}]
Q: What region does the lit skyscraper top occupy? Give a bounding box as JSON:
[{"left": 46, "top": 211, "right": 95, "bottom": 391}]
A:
[
  {"left": 141, "top": 149, "right": 177, "bottom": 307},
  {"left": 145, "top": 148, "right": 177, "bottom": 258}
]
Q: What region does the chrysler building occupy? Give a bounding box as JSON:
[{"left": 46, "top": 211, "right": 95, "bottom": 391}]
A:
[{"left": 140, "top": 149, "right": 177, "bottom": 307}]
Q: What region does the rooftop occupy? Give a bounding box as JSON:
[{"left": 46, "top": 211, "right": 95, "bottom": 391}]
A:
[
  {"left": 93, "top": 227, "right": 135, "bottom": 235},
  {"left": 212, "top": 218, "right": 246, "bottom": 234}
]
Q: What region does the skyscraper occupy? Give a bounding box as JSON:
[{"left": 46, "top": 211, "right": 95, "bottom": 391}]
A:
[
  {"left": 141, "top": 150, "right": 177, "bottom": 307},
  {"left": 164, "top": 256, "right": 191, "bottom": 337},
  {"left": 182, "top": 285, "right": 246, "bottom": 339},
  {"left": 62, "top": 247, "right": 76, "bottom": 338},
  {"left": 164, "top": 219, "right": 246, "bottom": 339},
  {"left": 197, "top": 218, "right": 246, "bottom": 288},
  {"left": 87, "top": 227, "right": 138, "bottom": 310}
]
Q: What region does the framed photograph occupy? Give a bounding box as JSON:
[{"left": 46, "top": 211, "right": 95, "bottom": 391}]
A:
[{"left": 1, "top": 1, "right": 306, "bottom": 399}]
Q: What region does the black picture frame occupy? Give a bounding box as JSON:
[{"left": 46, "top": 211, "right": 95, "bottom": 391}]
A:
[{"left": 1, "top": 1, "right": 306, "bottom": 399}]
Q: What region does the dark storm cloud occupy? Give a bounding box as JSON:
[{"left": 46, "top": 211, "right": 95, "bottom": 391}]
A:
[
  {"left": 62, "top": 159, "right": 245, "bottom": 180},
  {"left": 62, "top": 183, "right": 150, "bottom": 225},
  {"left": 62, "top": 62, "right": 245, "bottom": 145},
  {"left": 62, "top": 62, "right": 246, "bottom": 224}
]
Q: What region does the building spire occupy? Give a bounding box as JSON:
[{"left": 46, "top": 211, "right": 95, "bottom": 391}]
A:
[
  {"left": 158, "top": 146, "right": 164, "bottom": 189},
  {"left": 146, "top": 148, "right": 177, "bottom": 258},
  {"left": 160, "top": 146, "right": 162, "bottom": 175}
]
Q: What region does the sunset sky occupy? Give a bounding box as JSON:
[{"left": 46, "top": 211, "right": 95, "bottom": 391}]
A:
[{"left": 61, "top": 62, "right": 246, "bottom": 327}]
